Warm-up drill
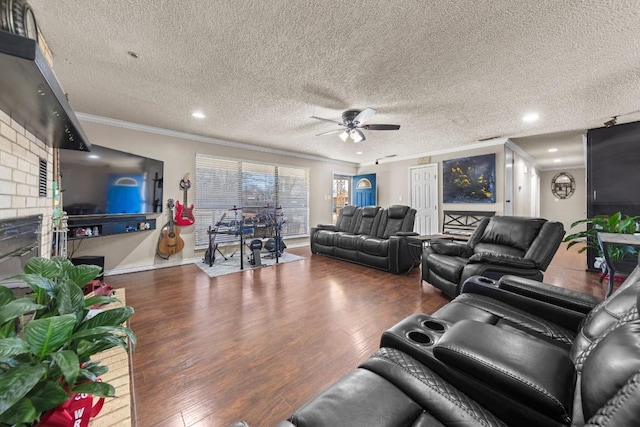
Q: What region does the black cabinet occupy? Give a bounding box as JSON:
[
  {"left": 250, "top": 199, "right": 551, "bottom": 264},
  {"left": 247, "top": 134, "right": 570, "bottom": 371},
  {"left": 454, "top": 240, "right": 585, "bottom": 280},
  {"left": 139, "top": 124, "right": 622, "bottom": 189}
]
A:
[{"left": 586, "top": 121, "right": 640, "bottom": 269}]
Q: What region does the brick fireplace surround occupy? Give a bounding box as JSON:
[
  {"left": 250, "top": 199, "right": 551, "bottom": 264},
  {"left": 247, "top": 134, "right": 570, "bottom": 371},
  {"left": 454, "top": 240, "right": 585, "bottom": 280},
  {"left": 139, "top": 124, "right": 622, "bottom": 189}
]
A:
[{"left": 0, "top": 107, "right": 53, "bottom": 261}]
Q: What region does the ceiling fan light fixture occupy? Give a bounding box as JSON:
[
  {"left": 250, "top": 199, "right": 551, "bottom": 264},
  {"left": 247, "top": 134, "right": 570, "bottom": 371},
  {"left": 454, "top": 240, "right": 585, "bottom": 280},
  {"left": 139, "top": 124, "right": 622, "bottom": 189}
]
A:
[
  {"left": 351, "top": 129, "right": 365, "bottom": 143},
  {"left": 311, "top": 108, "right": 399, "bottom": 142}
]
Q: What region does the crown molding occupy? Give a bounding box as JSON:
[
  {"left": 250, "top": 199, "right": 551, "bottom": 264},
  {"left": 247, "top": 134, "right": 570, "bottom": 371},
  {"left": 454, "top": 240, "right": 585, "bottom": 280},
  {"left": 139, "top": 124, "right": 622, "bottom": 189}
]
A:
[
  {"left": 76, "top": 112, "right": 357, "bottom": 167},
  {"left": 504, "top": 139, "right": 540, "bottom": 170},
  {"left": 539, "top": 165, "right": 585, "bottom": 172}
]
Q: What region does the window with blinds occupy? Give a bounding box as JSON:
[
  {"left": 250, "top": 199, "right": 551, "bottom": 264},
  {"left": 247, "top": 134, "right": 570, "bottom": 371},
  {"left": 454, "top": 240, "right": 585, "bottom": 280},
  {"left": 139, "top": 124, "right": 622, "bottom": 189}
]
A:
[{"left": 194, "top": 154, "right": 309, "bottom": 248}]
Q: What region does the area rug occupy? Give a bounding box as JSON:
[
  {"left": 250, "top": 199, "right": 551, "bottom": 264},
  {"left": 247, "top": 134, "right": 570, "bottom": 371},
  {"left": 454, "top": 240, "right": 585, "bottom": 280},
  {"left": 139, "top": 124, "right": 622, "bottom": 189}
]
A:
[{"left": 195, "top": 251, "right": 304, "bottom": 278}]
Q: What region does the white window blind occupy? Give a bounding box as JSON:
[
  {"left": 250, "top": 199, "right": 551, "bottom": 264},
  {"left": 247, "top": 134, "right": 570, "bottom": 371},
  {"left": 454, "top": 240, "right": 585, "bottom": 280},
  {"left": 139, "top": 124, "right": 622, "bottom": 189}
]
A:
[
  {"left": 194, "top": 154, "right": 309, "bottom": 248},
  {"left": 277, "top": 166, "right": 309, "bottom": 236},
  {"left": 194, "top": 156, "right": 242, "bottom": 246}
]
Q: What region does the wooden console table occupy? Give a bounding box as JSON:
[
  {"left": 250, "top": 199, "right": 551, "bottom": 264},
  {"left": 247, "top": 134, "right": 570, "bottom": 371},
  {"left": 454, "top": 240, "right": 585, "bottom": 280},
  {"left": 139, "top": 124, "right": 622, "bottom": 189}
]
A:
[
  {"left": 597, "top": 233, "right": 640, "bottom": 297},
  {"left": 89, "top": 288, "right": 134, "bottom": 426}
]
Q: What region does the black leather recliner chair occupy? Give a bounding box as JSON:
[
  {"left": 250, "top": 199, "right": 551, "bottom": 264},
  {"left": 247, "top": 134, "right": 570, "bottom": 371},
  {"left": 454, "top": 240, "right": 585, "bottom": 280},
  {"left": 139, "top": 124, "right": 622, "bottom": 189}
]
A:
[
  {"left": 249, "top": 264, "right": 640, "bottom": 427},
  {"left": 422, "top": 215, "right": 565, "bottom": 298}
]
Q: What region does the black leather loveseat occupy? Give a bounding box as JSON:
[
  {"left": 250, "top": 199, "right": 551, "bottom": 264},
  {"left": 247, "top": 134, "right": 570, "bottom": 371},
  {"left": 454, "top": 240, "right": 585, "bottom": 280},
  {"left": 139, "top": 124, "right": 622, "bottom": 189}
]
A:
[
  {"left": 234, "top": 261, "right": 640, "bottom": 426},
  {"left": 310, "top": 204, "right": 417, "bottom": 274}
]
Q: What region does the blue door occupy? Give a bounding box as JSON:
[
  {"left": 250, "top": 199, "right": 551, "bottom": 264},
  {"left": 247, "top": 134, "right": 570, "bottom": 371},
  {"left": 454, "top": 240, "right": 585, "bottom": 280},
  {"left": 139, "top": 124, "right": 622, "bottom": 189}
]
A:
[{"left": 352, "top": 173, "right": 376, "bottom": 206}]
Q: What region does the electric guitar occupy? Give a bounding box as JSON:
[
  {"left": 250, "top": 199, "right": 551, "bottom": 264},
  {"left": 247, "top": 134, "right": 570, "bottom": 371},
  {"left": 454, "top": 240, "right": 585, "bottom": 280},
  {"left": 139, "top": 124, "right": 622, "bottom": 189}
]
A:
[
  {"left": 204, "top": 213, "right": 226, "bottom": 266},
  {"left": 157, "top": 199, "right": 185, "bottom": 259},
  {"left": 175, "top": 173, "right": 195, "bottom": 226}
]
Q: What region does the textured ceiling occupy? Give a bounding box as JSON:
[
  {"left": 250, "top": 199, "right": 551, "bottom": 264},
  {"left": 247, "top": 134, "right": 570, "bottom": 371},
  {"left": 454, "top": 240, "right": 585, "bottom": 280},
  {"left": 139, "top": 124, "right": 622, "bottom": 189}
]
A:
[{"left": 28, "top": 0, "right": 640, "bottom": 166}]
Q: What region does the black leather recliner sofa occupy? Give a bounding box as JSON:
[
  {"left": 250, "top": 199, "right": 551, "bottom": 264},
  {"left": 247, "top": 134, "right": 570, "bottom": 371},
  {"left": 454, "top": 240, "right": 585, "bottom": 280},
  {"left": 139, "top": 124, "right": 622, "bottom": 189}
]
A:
[
  {"left": 234, "top": 261, "right": 640, "bottom": 426},
  {"left": 422, "top": 215, "right": 565, "bottom": 298},
  {"left": 310, "top": 204, "right": 417, "bottom": 274}
]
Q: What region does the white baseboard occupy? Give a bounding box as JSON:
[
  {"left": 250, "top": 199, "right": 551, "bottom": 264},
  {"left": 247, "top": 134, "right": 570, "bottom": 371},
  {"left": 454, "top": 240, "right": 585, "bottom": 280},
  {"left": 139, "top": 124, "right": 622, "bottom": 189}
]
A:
[{"left": 104, "top": 256, "right": 202, "bottom": 277}]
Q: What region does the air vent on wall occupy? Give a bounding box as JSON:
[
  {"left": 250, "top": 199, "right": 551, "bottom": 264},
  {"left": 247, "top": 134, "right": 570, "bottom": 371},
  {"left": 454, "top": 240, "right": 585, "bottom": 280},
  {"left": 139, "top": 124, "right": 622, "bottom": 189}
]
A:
[{"left": 38, "top": 157, "right": 46, "bottom": 197}]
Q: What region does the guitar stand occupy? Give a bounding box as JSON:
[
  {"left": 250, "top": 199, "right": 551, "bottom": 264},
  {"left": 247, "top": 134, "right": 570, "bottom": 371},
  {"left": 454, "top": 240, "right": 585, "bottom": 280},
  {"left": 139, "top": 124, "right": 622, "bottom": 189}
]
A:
[
  {"left": 216, "top": 247, "right": 228, "bottom": 261},
  {"left": 204, "top": 221, "right": 229, "bottom": 267}
]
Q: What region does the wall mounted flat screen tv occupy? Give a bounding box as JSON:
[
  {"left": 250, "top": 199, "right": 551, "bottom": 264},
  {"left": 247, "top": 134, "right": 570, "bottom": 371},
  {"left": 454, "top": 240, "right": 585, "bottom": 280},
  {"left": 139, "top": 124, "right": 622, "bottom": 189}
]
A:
[{"left": 60, "top": 144, "right": 164, "bottom": 216}]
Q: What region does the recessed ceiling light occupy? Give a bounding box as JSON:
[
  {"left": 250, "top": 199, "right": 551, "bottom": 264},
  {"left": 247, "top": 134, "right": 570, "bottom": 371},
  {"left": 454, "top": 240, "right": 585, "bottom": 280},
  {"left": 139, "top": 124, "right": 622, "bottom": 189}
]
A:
[
  {"left": 548, "top": 148, "right": 558, "bottom": 153},
  {"left": 192, "top": 111, "right": 206, "bottom": 119},
  {"left": 522, "top": 112, "right": 539, "bottom": 123},
  {"left": 88, "top": 154, "right": 99, "bottom": 159},
  {"left": 356, "top": 151, "right": 363, "bottom": 155},
  {"left": 553, "top": 159, "right": 562, "bottom": 163}
]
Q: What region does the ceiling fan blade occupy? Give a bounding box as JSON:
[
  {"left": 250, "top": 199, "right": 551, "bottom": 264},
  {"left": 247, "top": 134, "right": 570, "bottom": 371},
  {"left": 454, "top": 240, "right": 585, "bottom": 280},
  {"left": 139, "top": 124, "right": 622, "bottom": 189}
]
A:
[
  {"left": 361, "top": 124, "right": 401, "bottom": 131},
  {"left": 353, "top": 108, "right": 376, "bottom": 124},
  {"left": 316, "top": 128, "right": 345, "bottom": 136},
  {"left": 311, "top": 116, "right": 344, "bottom": 126}
]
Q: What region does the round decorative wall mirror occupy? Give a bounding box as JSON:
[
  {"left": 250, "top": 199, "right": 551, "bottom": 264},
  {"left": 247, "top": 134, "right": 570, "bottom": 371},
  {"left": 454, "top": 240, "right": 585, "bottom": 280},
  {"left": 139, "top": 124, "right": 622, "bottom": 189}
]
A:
[{"left": 551, "top": 172, "right": 575, "bottom": 199}]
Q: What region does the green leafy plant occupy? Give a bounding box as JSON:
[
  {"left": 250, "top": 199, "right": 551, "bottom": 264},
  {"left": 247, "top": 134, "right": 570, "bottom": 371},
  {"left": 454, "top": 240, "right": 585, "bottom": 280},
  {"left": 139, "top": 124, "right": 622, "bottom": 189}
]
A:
[
  {"left": 0, "top": 257, "right": 135, "bottom": 426},
  {"left": 563, "top": 212, "right": 640, "bottom": 262}
]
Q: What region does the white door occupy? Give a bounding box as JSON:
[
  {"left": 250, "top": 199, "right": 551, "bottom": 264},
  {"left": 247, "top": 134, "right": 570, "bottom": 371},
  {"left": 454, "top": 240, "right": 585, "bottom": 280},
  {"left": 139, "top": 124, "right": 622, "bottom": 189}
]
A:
[{"left": 410, "top": 164, "right": 438, "bottom": 235}]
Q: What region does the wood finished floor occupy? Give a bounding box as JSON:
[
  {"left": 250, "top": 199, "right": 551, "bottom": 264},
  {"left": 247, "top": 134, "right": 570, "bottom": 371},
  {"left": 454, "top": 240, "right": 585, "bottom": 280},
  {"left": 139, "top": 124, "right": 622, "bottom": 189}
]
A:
[{"left": 106, "top": 243, "right": 605, "bottom": 427}]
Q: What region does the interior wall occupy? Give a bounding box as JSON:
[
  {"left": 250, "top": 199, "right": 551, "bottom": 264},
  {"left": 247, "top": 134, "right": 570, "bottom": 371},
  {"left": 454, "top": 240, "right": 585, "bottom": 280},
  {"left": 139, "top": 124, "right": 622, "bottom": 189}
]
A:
[
  {"left": 358, "top": 145, "right": 505, "bottom": 230},
  {"left": 68, "top": 120, "right": 356, "bottom": 273},
  {"left": 358, "top": 158, "right": 416, "bottom": 207},
  {"left": 540, "top": 167, "right": 586, "bottom": 234}
]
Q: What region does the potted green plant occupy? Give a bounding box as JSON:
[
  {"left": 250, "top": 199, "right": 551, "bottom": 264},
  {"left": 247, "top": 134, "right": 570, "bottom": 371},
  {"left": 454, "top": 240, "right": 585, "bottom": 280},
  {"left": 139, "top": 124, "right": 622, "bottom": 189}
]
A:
[
  {"left": 0, "top": 257, "right": 135, "bottom": 426},
  {"left": 563, "top": 211, "right": 640, "bottom": 267}
]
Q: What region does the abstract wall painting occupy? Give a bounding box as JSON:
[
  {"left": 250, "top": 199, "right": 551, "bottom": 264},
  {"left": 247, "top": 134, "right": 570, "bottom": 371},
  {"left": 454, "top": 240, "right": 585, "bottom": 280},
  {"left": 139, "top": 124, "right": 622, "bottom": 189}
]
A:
[{"left": 443, "top": 153, "right": 496, "bottom": 203}]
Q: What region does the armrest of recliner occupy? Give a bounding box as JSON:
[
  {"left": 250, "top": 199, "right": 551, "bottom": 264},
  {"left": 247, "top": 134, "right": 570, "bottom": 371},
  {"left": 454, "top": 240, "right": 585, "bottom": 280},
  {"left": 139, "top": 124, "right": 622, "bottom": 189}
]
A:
[
  {"left": 468, "top": 253, "right": 537, "bottom": 269},
  {"left": 430, "top": 239, "right": 473, "bottom": 257},
  {"left": 395, "top": 231, "right": 419, "bottom": 237},
  {"left": 315, "top": 224, "right": 338, "bottom": 231},
  {"left": 459, "top": 279, "right": 587, "bottom": 331},
  {"left": 433, "top": 320, "right": 574, "bottom": 424},
  {"left": 496, "top": 275, "right": 601, "bottom": 314}
]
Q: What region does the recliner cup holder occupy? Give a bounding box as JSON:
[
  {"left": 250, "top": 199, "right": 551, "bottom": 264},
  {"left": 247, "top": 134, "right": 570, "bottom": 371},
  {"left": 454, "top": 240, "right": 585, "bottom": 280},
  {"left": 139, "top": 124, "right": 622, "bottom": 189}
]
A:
[
  {"left": 406, "top": 330, "right": 432, "bottom": 345},
  {"left": 476, "top": 277, "right": 496, "bottom": 285},
  {"left": 422, "top": 320, "right": 446, "bottom": 332}
]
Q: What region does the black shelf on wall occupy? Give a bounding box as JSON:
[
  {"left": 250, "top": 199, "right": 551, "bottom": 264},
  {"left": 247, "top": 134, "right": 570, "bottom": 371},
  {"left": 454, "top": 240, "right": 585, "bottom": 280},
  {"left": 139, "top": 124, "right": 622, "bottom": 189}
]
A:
[{"left": 67, "top": 215, "right": 156, "bottom": 240}]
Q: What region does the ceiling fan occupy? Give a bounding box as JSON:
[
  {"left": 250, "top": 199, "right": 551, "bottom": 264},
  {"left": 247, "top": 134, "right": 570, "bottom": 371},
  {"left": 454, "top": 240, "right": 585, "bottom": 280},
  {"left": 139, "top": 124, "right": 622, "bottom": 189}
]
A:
[{"left": 311, "top": 108, "right": 400, "bottom": 143}]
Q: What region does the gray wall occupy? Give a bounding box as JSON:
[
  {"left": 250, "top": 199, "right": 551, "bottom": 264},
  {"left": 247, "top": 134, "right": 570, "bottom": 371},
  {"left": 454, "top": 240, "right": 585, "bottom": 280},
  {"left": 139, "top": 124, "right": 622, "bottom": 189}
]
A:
[
  {"left": 68, "top": 120, "right": 356, "bottom": 272},
  {"left": 540, "top": 167, "right": 586, "bottom": 233}
]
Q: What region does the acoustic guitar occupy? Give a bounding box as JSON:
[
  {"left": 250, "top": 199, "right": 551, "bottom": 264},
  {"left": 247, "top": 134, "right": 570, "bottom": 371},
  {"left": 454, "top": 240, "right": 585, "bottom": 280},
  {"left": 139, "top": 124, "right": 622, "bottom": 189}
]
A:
[
  {"left": 175, "top": 173, "right": 195, "bottom": 226},
  {"left": 156, "top": 199, "right": 185, "bottom": 259}
]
